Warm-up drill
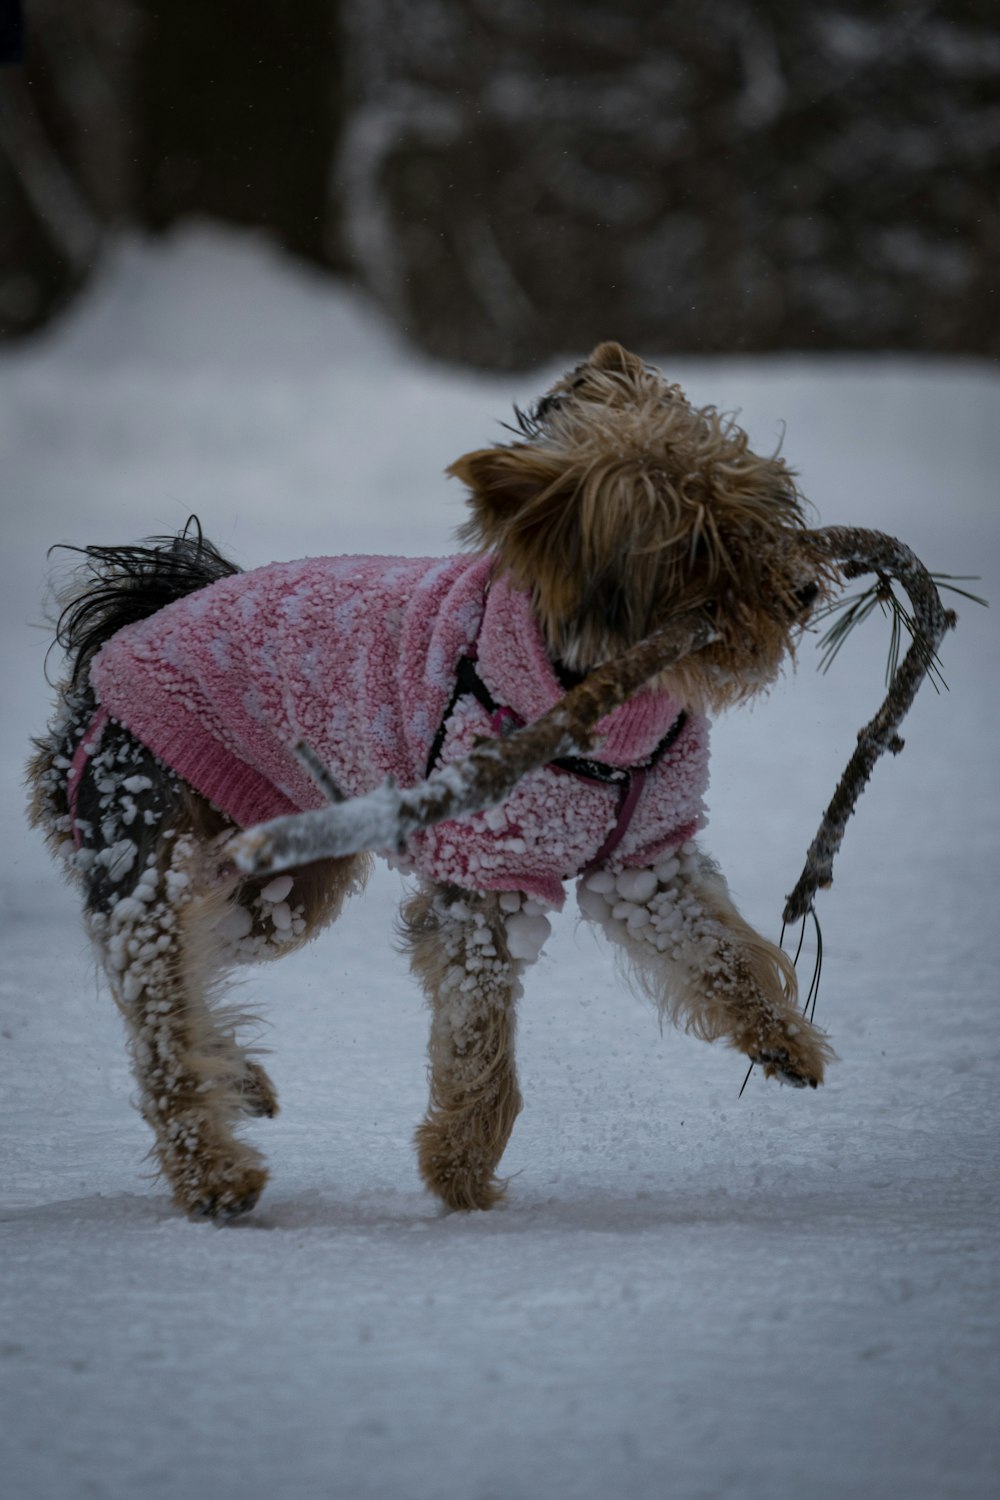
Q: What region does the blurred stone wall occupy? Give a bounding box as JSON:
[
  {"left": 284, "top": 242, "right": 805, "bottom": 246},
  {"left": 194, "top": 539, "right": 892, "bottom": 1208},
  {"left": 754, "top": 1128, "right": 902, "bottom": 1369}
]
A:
[{"left": 2, "top": 0, "right": 998, "bottom": 363}]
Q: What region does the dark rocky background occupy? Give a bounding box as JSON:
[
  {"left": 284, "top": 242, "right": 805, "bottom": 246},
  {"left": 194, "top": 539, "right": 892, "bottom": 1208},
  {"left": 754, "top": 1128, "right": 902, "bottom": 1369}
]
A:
[{"left": 2, "top": 0, "right": 997, "bottom": 365}]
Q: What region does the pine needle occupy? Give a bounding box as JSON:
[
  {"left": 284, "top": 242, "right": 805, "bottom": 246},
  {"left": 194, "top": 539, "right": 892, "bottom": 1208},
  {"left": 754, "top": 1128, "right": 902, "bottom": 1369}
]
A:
[{"left": 813, "top": 572, "right": 986, "bottom": 692}]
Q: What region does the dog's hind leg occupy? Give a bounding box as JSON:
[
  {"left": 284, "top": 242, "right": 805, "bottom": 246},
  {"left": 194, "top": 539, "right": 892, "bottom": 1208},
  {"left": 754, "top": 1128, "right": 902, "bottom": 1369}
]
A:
[
  {"left": 41, "top": 718, "right": 274, "bottom": 1218},
  {"left": 92, "top": 832, "right": 272, "bottom": 1219},
  {"left": 402, "top": 882, "right": 547, "bottom": 1210},
  {"left": 578, "top": 843, "right": 833, "bottom": 1088}
]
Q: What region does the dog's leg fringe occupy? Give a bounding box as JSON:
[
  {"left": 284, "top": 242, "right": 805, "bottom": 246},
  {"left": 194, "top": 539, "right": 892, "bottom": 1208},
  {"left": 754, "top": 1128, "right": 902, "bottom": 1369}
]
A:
[
  {"left": 401, "top": 883, "right": 538, "bottom": 1210},
  {"left": 90, "top": 834, "right": 270, "bottom": 1219},
  {"left": 578, "top": 843, "right": 834, "bottom": 1088}
]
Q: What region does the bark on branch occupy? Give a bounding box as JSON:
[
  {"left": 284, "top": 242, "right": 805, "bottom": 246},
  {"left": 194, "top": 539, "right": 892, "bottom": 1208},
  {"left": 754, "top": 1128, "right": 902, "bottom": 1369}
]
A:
[
  {"left": 227, "top": 611, "right": 715, "bottom": 876},
  {"left": 782, "top": 525, "right": 957, "bottom": 923}
]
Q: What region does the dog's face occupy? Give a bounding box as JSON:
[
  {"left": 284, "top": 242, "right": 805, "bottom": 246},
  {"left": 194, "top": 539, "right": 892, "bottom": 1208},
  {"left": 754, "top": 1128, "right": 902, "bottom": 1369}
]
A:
[{"left": 451, "top": 341, "right": 833, "bottom": 709}]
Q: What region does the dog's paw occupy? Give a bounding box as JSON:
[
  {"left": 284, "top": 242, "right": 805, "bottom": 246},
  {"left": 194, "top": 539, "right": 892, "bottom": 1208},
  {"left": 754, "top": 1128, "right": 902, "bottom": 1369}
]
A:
[
  {"left": 734, "top": 996, "right": 839, "bottom": 1092},
  {"left": 416, "top": 1121, "right": 508, "bottom": 1212},
  {"left": 184, "top": 1165, "right": 269, "bottom": 1221},
  {"left": 751, "top": 1046, "right": 819, "bottom": 1089},
  {"left": 239, "top": 1060, "right": 279, "bottom": 1118},
  {"left": 160, "top": 1137, "right": 269, "bottom": 1221},
  {"left": 749, "top": 1018, "right": 834, "bottom": 1089}
]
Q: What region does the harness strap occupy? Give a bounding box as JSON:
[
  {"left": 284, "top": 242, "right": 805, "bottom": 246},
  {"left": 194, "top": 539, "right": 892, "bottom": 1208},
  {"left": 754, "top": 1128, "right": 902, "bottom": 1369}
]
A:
[
  {"left": 580, "top": 767, "right": 649, "bottom": 876},
  {"left": 426, "top": 651, "right": 688, "bottom": 872},
  {"left": 425, "top": 653, "right": 493, "bottom": 779}
]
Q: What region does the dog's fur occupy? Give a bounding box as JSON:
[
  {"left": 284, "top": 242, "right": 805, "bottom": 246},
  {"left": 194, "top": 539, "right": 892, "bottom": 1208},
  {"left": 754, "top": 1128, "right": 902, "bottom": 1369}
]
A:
[{"left": 29, "top": 341, "right": 834, "bottom": 1219}]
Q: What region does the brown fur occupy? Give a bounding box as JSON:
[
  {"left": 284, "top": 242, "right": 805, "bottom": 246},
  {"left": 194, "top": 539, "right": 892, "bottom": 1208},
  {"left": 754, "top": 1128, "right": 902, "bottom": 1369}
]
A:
[
  {"left": 28, "top": 709, "right": 370, "bottom": 1217},
  {"left": 597, "top": 850, "right": 833, "bottom": 1081},
  {"left": 453, "top": 340, "right": 834, "bottom": 707},
  {"left": 28, "top": 341, "right": 834, "bottom": 1219},
  {"left": 400, "top": 885, "right": 523, "bottom": 1211}
]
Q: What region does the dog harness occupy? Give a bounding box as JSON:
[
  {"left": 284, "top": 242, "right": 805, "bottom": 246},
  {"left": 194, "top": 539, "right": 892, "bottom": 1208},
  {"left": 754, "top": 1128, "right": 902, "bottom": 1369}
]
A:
[
  {"left": 88, "top": 552, "right": 710, "bottom": 907},
  {"left": 425, "top": 647, "right": 689, "bottom": 876}
]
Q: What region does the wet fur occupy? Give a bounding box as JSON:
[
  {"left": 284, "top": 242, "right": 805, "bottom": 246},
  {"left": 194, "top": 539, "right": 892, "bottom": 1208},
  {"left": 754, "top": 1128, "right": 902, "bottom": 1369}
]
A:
[{"left": 28, "top": 342, "right": 834, "bottom": 1219}]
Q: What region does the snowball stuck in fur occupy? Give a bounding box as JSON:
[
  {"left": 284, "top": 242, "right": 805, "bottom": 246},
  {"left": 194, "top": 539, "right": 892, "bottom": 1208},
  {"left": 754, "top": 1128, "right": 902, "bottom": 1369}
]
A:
[
  {"left": 615, "top": 867, "right": 659, "bottom": 904},
  {"left": 505, "top": 910, "right": 552, "bottom": 963}
]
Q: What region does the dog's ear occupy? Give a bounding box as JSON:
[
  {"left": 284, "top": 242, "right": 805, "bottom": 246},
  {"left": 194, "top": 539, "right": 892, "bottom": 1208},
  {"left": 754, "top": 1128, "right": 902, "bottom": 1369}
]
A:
[
  {"left": 586, "top": 341, "right": 647, "bottom": 378},
  {"left": 449, "top": 447, "right": 566, "bottom": 549}
]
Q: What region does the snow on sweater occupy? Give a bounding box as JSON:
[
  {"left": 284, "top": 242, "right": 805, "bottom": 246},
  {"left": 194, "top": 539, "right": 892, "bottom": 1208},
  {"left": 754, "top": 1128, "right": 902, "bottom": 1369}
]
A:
[{"left": 90, "top": 552, "right": 709, "bottom": 908}]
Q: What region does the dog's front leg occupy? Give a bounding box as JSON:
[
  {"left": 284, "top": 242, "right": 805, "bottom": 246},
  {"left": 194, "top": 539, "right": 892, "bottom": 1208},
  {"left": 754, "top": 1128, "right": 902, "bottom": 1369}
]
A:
[
  {"left": 401, "top": 882, "right": 548, "bottom": 1209},
  {"left": 578, "top": 844, "right": 833, "bottom": 1087}
]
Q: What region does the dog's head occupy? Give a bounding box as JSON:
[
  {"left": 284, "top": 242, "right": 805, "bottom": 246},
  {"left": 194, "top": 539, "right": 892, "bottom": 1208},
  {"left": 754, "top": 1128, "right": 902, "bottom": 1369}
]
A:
[{"left": 450, "top": 341, "right": 833, "bottom": 710}]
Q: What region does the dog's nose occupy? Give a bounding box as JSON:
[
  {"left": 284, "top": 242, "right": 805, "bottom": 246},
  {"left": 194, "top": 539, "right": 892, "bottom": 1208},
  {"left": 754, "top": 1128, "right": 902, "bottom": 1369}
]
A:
[{"left": 795, "top": 581, "right": 819, "bottom": 610}]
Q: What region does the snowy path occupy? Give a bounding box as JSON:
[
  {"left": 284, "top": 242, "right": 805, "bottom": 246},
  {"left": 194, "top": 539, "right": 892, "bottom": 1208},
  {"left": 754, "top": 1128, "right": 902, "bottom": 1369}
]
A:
[{"left": 1, "top": 230, "right": 998, "bottom": 1500}]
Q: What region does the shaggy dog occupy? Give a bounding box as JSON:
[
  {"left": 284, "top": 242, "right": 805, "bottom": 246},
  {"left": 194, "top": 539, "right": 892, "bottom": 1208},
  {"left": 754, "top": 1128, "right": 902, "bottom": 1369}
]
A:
[{"left": 29, "top": 341, "right": 834, "bottom": 1219}]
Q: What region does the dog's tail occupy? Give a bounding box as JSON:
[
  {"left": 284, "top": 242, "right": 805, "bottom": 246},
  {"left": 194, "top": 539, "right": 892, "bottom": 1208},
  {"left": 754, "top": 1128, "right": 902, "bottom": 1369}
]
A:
[{"left": 51, "top": 515, "right": 240, "bottom": 690}]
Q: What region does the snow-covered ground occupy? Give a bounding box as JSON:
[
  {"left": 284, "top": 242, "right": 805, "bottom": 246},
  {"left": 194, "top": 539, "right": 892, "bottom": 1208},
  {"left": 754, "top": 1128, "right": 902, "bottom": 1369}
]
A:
[{"left": 1, "top": 227, "right": 998, "bottom": 1500}]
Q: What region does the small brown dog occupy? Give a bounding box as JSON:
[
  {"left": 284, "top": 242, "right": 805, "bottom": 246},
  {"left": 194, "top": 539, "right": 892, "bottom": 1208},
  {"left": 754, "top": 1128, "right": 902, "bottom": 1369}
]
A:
[{"left": 29, "top": 342, "right": 834, "bottom": 1219}]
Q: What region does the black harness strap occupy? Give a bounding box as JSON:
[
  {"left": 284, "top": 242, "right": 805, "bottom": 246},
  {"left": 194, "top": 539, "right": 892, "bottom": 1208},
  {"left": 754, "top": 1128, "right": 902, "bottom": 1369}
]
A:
[
  {"left": 425, "top": 655, "right": 486, "bottom": 779},
  {"left": 426, "top": 652, "right": 688, "bottom": 785}
]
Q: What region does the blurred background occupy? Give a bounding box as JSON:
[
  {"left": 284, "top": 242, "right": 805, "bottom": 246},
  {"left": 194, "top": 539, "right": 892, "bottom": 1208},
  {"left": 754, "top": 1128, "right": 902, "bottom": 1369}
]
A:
[{"left": 2, "top": 0, "right": 998, "bottom": 366}]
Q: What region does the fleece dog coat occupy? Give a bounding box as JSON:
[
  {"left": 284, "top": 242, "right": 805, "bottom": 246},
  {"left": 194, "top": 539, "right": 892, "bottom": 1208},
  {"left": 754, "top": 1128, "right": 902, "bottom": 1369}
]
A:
[{"left": 90, "top": 553, "right": 709, "bottom": 908}]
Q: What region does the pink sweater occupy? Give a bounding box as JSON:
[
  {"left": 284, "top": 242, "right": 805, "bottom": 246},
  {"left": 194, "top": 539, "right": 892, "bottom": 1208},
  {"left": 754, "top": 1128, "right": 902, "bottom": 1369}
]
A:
[{"left": 90, "top": 553, "right": 709, "bottom": 907}]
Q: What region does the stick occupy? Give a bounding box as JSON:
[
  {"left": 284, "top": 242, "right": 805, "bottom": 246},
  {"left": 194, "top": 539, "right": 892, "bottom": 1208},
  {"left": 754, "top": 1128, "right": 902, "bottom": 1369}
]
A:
[
  {"left": 227, "top": 611, "right": 715, "bottom": 876},
  {"left": 782, "top": 526, "right": 957, "bottom": 923}
]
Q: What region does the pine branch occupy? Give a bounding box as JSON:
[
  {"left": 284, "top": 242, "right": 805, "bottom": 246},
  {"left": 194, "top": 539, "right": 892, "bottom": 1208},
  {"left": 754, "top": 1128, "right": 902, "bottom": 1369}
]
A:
[
  {"left": 813, "top": 570, "right": 982, "bottom": 689},
  {"left": 227, "top": 611, "right": 716, "bottom": 877},
  {"left": 783, "top": 527, "right": 958, "bottom": 924}
]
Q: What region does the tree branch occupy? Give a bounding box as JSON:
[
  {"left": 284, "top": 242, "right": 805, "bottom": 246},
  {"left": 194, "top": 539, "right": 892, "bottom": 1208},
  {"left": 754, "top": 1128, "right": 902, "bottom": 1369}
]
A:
[{"left": 782, "top": 526, "right": 957, "bottom": 923}]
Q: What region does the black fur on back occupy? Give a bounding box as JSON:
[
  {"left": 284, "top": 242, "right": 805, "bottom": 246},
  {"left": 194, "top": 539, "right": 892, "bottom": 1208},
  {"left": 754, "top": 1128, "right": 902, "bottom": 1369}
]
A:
[{"left": 51, "top": 515, "right": 240, "bottom": 690}]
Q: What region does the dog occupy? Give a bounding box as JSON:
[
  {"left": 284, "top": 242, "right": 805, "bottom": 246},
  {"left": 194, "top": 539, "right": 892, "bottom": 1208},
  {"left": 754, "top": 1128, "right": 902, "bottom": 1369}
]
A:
[{"left": 29, "top": 340, "right": 835, "bottom": 1220}]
